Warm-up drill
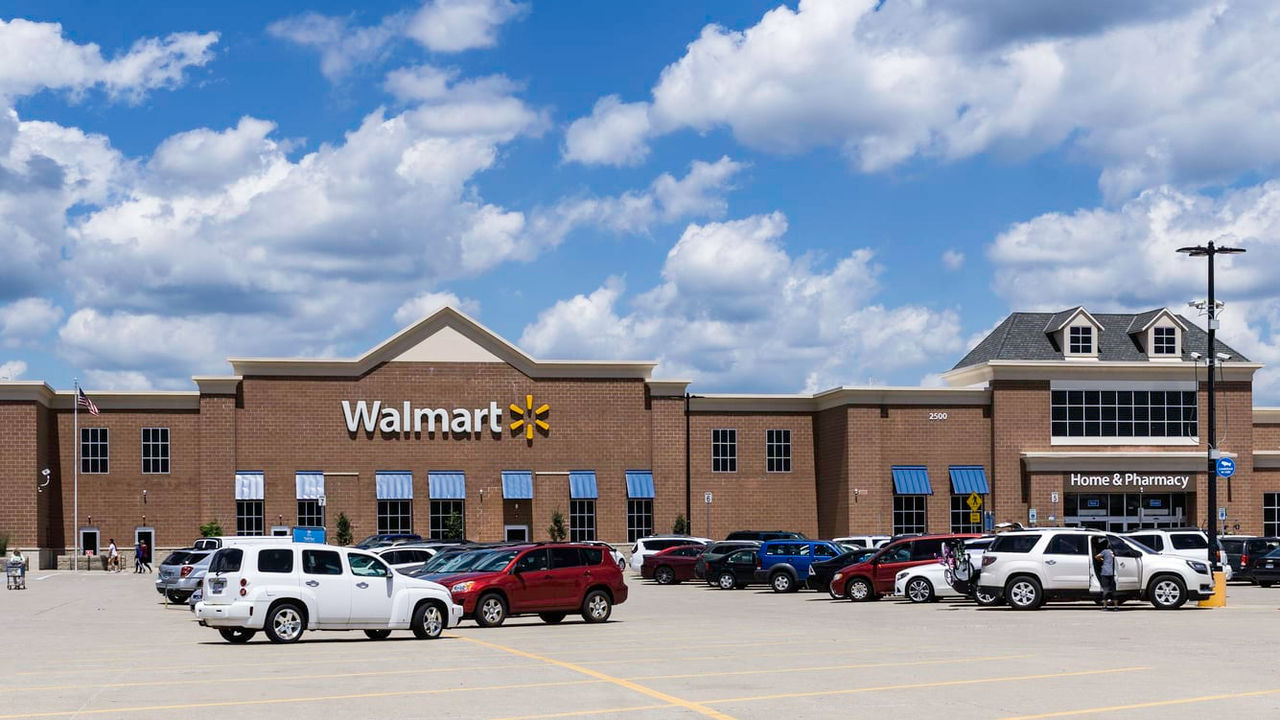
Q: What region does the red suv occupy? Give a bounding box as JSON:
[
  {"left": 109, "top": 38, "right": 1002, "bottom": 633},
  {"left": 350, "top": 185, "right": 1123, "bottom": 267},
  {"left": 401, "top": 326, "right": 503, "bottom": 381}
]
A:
[
  {"left": 439, "top": 544, "right": 628, "bottom": 627},
  {"left": 830, "top": 534, "right": 980, "bottom": 601}
]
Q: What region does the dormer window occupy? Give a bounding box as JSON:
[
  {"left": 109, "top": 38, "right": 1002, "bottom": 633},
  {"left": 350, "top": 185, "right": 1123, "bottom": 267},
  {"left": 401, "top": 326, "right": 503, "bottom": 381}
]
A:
[
  {"left": 1152, "top": 326, "right": 1177, "bottom": 355},
  {"left": 1068, "top": 326, "right": 1093, "bottom": 355}
]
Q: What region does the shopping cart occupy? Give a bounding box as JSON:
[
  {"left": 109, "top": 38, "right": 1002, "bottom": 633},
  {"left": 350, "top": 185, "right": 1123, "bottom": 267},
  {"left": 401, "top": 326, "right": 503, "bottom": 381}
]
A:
[{"left": 6, "top": 559, "right": 26, "bottom": 590}]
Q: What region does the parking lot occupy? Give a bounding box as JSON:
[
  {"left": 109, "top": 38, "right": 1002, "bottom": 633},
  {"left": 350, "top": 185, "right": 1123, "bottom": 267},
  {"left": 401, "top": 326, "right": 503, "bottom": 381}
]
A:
[{"left": 3, "top": 572, "right": 1280, "bottom": 719}]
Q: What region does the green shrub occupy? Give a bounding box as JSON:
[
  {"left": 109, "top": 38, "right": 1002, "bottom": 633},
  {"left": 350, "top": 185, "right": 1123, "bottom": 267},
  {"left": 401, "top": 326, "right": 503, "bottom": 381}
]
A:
[
  {"left": 335, "top": 512, "right": 353, "bottom": 546},
  {"left": 672, "top": 514, "right": 688, "bottom": 534},
  {"left": 199, "top": 519, "right": 223, "bottom": 538},
  {"left": 548, "top": 510, "right": 567, "bottom": 541}
]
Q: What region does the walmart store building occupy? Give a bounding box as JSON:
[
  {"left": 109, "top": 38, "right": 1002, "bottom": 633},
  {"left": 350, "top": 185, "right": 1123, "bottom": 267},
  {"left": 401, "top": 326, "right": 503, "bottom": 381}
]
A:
[{"left": 3, "top": 306, "right": 1279, "bottom": 566}]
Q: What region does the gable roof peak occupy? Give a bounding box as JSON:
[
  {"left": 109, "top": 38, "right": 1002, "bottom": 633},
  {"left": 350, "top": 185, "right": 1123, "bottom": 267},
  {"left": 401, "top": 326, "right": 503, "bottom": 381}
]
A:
[{"left": 1044, "top": 306, "right": 1104, "bottom": 334}]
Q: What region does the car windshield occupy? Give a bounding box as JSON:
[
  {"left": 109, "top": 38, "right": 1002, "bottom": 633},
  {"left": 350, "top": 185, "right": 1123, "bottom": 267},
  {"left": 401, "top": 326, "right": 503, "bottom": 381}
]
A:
[{"left": 471, "top": 549, "right": 520, "bottom": 572}]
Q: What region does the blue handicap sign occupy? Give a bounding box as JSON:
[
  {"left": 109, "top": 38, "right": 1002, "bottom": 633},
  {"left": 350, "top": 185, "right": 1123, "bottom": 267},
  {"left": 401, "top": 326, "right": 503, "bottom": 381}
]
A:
[{"left": 1216, "top": 457, "right": 1236, "bottom": 478}]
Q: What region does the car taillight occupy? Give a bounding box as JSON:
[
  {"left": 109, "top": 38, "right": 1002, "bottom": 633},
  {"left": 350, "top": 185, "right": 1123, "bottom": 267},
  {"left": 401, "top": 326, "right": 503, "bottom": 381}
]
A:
[
  {"left": 982, "top": 556, "right": 996, "bottom": 567},
  {"left": 1242, "top": 554, "right": 1249, "bottom": 566},
  {"left": 240, "top": 578, "right": 248, "bottom": 587},
  {"left": 180, "top": 565, "right": 193, "bottom": 578}
]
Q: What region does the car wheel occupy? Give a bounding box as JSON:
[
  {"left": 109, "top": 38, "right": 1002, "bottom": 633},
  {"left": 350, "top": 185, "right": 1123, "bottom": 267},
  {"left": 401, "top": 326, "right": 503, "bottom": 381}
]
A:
[
  {"left": 218, "top": 627, "right": 255, "bottom": 644},
  {"left": 166, "top": 589, "right": 188, "bottom": 604},
  {"left": 1260, "top": 581, "right": 1274, "bottom": 588},
  {"left": 846, "top": 577, "right": 874, "bottom": 602},
  {"left": 906, "top": 577, "right": 935, "bottom": 603},
  {"left": 264, "top": 603, "right": 305, "bottom": 643},
  {"left": 1149, "top": 575, "right": 1187, "bottom": 610},
  {"left": 655, "top": 566, "right": 676, "bottom": 585},
  {"left": 364, "top": 629, "right": 392, "bottom": 640},
  {"left": 475, "top": 594, "right": 508, "bottom": 628},
  {"left": 717, "top": 572, "right": 736, "bottom": 590},
  {"left": 581, "top": 590, "right": 612, "bottom": 623},
  {"left": 974, "top": 587, "right": 1003, "bottom": 607},
  {"left": 539, "top": 612, "right": 567, "bottom": 624},
  {"left": 770, "top": 572, "right": 793, "bottom": 593},
  {"left": 1005, "top": 576, "right": 1043, "bottom": 610},
  {"left": 411, "top": 601, "right": 444, "bottom": 639}
]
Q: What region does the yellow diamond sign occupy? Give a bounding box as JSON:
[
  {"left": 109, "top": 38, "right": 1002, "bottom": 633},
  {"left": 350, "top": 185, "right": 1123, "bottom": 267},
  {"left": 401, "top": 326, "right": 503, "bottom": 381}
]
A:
[
  {"left": 509, "top": 394, "right": 549, "bottom": 440},
  {"left": 966, "top": 492, "right": 983, "bottom": 511}
]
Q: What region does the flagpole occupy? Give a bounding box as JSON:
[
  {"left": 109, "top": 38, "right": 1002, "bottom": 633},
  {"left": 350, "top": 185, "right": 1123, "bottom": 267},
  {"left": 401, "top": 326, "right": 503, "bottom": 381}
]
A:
[{"left": 73, "top": 378, "right": 79, "bottom": 573}]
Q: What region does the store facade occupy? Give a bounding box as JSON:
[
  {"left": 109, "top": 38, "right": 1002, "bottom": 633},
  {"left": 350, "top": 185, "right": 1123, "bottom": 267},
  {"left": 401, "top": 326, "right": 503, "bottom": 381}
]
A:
[{"left": 2, "top": 305, "right": 1279, "bottom": 566}]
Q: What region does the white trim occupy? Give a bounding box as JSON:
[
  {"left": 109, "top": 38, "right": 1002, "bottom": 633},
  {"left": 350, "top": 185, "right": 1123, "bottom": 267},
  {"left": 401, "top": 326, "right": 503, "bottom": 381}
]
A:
[
  {"left": 942, "top": 360, "right": 1262, "bottom": 386},
  {"left": 1256, "top": 408, "right": 1280, "bottom": 424},
  {"left": 503, "top": 525, "right": 530, "bottom": 542},
  {"left": 192, "top": 376, "right": 241, "bottom": 395},
  {"left": 1044, "top": 307, "right": 1106, "bottom": 333},
  {"left": 646, "top": 379, "right": 692, "bottom": 396},
  {"left": 689, "top": 386, "right": 991, "bottom": 412},
  {"left": 1051, "top": 380, "right": 1197, "bottom": 391},
  {"left": 1131, "top": 308, "right": 1189, "bottom": 333},
  {"left": 1051, "top": 436, "right": 1199, "bottom": 447},
  {"left": 1256, "top": 451, "right": 1280, "bottom": 469}
]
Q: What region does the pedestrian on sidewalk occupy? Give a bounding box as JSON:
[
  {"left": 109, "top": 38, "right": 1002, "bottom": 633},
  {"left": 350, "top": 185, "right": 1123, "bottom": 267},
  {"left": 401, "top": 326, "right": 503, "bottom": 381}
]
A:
[
  {"left": 134, "top": 541, "right": 143, "bottom": 573},
  {"left": 108, "top": 538, "right": 119, "bottom": 572},
  {"left": 1095, "top": 537, "right": 1117, "bottom": 611},
  {"left": 140, "top": 541, "right": 152, "bottom": 573}
]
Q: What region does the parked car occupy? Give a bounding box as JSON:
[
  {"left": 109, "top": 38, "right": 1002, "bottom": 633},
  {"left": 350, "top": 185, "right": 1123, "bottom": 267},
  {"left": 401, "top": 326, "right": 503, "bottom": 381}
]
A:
[
  {"left": 629, "top": 535, "right": 711, "bottom": 573},
  {"left": 830, "top": 534, "right": 981, "bottom": 601},
  {"left": 641, "top": 544, "right": 704, "bottom": 584},
  {"left": 706, "top": 546, "right": 761, "bottom": 590},
  {"left": 1123, "top": 529, "right": 1232, "bottom": 581},
  {"left": 156, "top": 549, "right": 212, "bottom": 603},
  {"left": 977, "top": 529, "right": 1213, "bottom": 610},
  {"left": 832, "top": 535, "right": 891, "bottom": 549},
  {"left": 807, "top": 548, "right": 879, "bottom": 596},
  {"left": 354, "top": 533, "right": 423, "bottom": 549},
  {"left": 1219, "top": 535, "right": 1280, "bottom": 582},
  {"left": 756, "top": 539, "right": 844, "bottom": 592},
  {"left": 404, "top": 546, "right": 512, "bottom": 580},
  {"left": 375, "top": 544, "right": 444, "bottom": 571},
  {"left": 1250, "top": 546, "right": 1280, "bottom": 587},
  {"left": 894, "top": 562, "right": 969, "bottom": 603},
  {"left": 582, "top": 541, "right": 627, "bottom": 572},
  {"left": 438, "top": 544, "right": 628, "bottom": 627},
  {"left": 695, "top": 540, "right": 761, "bottom": 581},
  {"left": 194, "top": 541, "right": 462, "bottom": 643},
  {"left": 724, "top": 530, "right": 807, "bottom": 542}
]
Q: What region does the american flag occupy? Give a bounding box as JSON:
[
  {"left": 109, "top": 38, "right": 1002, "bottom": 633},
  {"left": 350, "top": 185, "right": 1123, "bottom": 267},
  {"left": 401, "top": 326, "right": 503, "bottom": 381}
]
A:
[{"left": 77, "top": 388, "right": 100, "bottom": 415}]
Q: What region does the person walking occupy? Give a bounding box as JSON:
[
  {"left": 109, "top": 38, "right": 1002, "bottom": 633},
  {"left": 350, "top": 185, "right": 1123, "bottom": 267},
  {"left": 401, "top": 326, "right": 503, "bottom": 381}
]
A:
[
  {"left": 1095, "top": 537, "right": 1117, "bottom": 611},
  {"left": 107, "top": 538, "right": 119, "bottom": 572},
  {"left": 140, "top": 541, "right": 152, "bottom": 573},
  {"left": 133, "top": 541, "right": 143, "bottom": 573}
]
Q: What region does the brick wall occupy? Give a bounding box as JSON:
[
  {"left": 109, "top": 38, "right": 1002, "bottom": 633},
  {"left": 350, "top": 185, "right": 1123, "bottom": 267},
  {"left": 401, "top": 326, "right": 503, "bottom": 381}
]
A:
[{"left": 0, "top": 402, "right": 39, "bottom": 547}]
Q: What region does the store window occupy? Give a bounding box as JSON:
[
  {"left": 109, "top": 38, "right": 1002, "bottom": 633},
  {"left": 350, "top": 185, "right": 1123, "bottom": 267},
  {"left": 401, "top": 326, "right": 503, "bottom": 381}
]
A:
[
  {"left": 377, "top": 500, "right": 413, "bottom": 535},
  {"left": 893, "top": 495, "right": 927, "bottom": 535},
  {"left": 1152, "top": 326, "right": 1177, "bottom": 355},
  {"left": 141, "top": 427, "right": 169, "bottom": 474},
  {"left": 236, "top": 500, "right": 264, "bottom": 536},
  {"left": 570, "top": 500, "right": 596, "bottom": 542},
  {"left": 81, "top": 428, "right": 109, "bottom": 474},
  {"left": 297, "top": 500, "right": 324, "bottom": 528},
  {"left": 1265, "top": 493, "right": 1280, "bottom": 537},
  {"left": 1050, "top": 389, "right": 1198, "bottom": 438},
  {"left": 712, "top": 429, "right": 737, "bottom": 472},
  {"left": 1068, "top": 326, "right": 1093, "bottom": 354},
  {"left": 949, "top": 495, "right": 983, "bottom": 533},
  {"left": 429, "top": 500, "right": 465, "bottom": 540},
  {"left": 766, "top": 429, "right": 791, "bottom": 473},
  {"left": 627, "top": 499, "right": 653, "bottom": 542}
]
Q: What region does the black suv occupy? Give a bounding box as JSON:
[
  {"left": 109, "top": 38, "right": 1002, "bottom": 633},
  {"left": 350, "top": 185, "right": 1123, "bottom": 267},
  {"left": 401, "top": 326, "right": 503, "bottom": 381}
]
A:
[
  {"left": 1220, "top": 535, "right": 1280, "bottom": 582},
  {"left": 724, "top": 530, "right": 807, "bottom": 542},
  {"left": 696, "top": 540, "right": 761, "bottom": 581},
  {"left": 706, "top": 547, "right": 760, "bottom": 590}
]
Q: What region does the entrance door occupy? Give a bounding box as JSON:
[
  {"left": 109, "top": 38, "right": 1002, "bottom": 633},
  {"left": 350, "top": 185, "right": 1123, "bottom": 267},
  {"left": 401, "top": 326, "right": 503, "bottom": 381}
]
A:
[
  {"left": 505, "top": 525, "right": 529, "bottom": 542},
  {"left": 80, "top": 527, "right": 99, "bottom": 555}
]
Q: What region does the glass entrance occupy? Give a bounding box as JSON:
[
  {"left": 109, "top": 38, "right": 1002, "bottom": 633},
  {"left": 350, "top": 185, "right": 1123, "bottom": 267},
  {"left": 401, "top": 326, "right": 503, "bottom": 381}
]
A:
[{"left": 1064, "top": 492, "right": 1191, "bottom": 532}]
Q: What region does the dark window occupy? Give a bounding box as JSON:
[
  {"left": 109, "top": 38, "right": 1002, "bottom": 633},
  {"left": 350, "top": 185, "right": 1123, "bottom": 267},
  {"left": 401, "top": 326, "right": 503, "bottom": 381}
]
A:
[
  {"left": 1068, "top": 326, "right": 1093, "bottom": 354},
  {"left": 257, "top": 549, "right": 294, "bottom": 573},
  {"left": 580, "top": 548, "right": 603, "bottom": 565},
  {"left": 893, "top": 495, "right": 927, "bottom": 535},
  {"left": 1050, "top": 386, "right": 1197, "bottom": 438},
  {"left": 1169, "top": 533, "right": 1208, "bottom": 550},
  {"left": 302, "top": 550, "right": 343, "bottom": 575},
  {"left": 236, "top": 500, "right": 264, "bottom": 536},
  {"left": 627, "top": 499, "right": 653, "bottom": 542},
  {"left": 950, "top": 495, "right": 983, "bottom": 533},
  {"left": 209, "top": 548, "right": 242, "bottom": 573},
  {"left": 141, "top": 427, "right": 169, "bottom": 474},
  {"left": 1266, "top": 494, "right": 1280, "bottom": 537},
  {"left": 990, "top": 535, "right": 1040, "bottom": 553},
  {"left": 813, "top": 544, "right": 836, "bottom": 558},
  {"left": 429, "top": 500, "right": 465, "bottom": 540},
  {"left": 1129, "top": 534, "right": 1162, "bottom": 551},
  {"left": 673, "top": 546, "right": 702, "bottom": 557},
  {"left": 880, "top": 545, "right": 912, "bottom": 563},
  {"left": 377, "top": 500, "right": 412, "bottom": 535},
  {"left": 727, "top": 550, "right": 755, "bottom": 564},
  {"left": 297, "top": 500, "right": 324, "bottom": 528},
  {"left": 570, "top": 500, "right": 596, "bottom": 542},
  {"left": 81, "top": 428, "right": 109, "bottom": 474},
  {"left": 766, "top": 429, "right": 791, "bottom": 472},
  {"left": 712, "top": 429, "right": 737, "bottom": 472},
  {"left": 1045, "top": 534, "right": 1089, "bottom": 555},
  {"left": 515, "top": 549, "right": 550, "bottom": 572},
  {"left": 1152, "top": 327, "right": 1177, "bottom": 355},
  {"left": 911, "top": 539, "right": 944, "bottom": 560},
  {"left": 550, "top": 547, "right": 583, "bottom": 569}
]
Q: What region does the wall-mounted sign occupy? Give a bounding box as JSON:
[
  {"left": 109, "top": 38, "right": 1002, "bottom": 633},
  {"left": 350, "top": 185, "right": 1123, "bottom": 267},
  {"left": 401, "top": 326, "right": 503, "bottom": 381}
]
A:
[
  {"left": 1068, "top": 472, "right": 1191, "bottom": 490},
  {"left": 342, "top": 396, "right": 550, "bottom": 440}
]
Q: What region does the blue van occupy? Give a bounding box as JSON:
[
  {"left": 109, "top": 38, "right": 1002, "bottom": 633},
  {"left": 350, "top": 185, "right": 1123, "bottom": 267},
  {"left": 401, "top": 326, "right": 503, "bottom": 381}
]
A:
[{"left": 755, "top": 540, "right": 842, "bottom": 592}]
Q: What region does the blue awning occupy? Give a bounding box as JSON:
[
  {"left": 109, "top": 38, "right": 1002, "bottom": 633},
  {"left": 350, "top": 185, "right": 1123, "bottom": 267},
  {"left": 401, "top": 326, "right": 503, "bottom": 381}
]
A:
[
  {"left": 295, "top": 471, "right": 324, "bottom": 500},
  {"left": 502, "top": 470, "right": 533, "bottom": 500},
  {"left": 429, "top": 471, "right": 466, "bottom": 500},
  {"left": 949, "top": 466, "right": 990, "bottom": 495},
  {"left": 891, "top": 466, "right": 933, "bottom": 495},
  {"left": 569, "top": 470, "right": 598, "bottom": 499},
  {"left": 375, "top": 471, "right": 414, "bottom": 500},
  {"left": 625, "top": 470, "right": 655, "bottom": 499}
]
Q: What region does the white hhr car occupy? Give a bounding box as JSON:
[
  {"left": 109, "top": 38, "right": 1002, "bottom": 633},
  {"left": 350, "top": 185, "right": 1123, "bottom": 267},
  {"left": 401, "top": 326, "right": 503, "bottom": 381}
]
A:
[{"left": 195, "top": 542, "right": 462, "bottom": 643}]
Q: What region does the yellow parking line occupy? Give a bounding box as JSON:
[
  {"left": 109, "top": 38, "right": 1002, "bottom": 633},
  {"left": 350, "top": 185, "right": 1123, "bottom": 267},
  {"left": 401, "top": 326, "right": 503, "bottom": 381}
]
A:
[
  {"left": 0, "top": 679, "right": 597, "bottom": 719},
  {"left": 999, "top": 688, "right": 1280, "bottom": 719},
  {"left": 632, "top": 654, "right": 1031, "bottom": 680},
  {"left": 573, "top": 643, "right": 953, "bottom": 667},
  {"left": 0, "top": 661, "right": 536, "bottom": 693},
  {"left": 702, "top": 667, "right": 1151, "bottom": 704},
  {"left": 488, "top": 704, "right": 677, "bottom": 720},
  {"left": 12, "top": 647, "right": 500, "bottom": 676},
  {"left": 456, "top": 635, "right": 738, "bottom": 720}
]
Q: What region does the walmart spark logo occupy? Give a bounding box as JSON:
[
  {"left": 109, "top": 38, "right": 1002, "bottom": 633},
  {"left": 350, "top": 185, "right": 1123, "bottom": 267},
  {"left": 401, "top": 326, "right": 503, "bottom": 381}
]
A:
[{"left": 509, "top": 394, "right": 549, "bottom": 440}]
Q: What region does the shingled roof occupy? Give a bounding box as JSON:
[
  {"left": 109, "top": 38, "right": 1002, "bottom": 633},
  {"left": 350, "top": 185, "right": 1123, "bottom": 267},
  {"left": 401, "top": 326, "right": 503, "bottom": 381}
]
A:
[{"left": 953, "top": 309, "right": 1247, "bottom": 370}]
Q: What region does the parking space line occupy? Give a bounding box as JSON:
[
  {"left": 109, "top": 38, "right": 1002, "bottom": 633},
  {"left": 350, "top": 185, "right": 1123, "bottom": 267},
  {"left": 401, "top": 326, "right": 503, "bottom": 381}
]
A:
[
  {"left": 631, "top": 654, "right": 1031, "bottom": 680},
  {"left": 573, "top": 643, "right": 952, "bottom": 666},
  {"left": 455, "top": 635, "right": 739, "bottom": 720},
  {"left": 12, "top": 647, "right": 503, "bottom": 676},
  {"left": 0, "top": 679, "right": 599, "bottom": 719},
  {"left": 700, "top": 667, "right": 1151, "bottom": 704},
  {"left": 999, "top": 688, "right": 1280, "bottom": 719},
  {"left": 487, "top": 704, "right": 677, "bottom": 720}
]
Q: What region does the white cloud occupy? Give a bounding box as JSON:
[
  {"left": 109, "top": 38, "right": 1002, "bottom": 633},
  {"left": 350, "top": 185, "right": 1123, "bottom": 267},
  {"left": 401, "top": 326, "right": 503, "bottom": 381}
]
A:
[
  {"left": 0, "top": 298, "right": 64, "bottom": 347},
  {"left": 942, "top": 249, "right": 965, "bottom": 271},
  {"left": 562, "top": 95, "right": 652, "bottom": 166},
  {"left": 267, "top": 12, "right": 404, "bottom": 81},
  {"left": 0, "top": 18, "right": 217, "bottom": 102},
  {"left": 565, "top": 0, "right": 1280, "bottom": 198},
  {"left": 394, "top": 292, "right": 481, "bottom": 326},
  {"left": 406, "top": 0, "right": 528, "bottom": 53},
  {"left": 521, "top": 213, "right": 963, "bottom": 391},
  {"left": 0, "top": 359, "right": 26, "bottom": 380}
]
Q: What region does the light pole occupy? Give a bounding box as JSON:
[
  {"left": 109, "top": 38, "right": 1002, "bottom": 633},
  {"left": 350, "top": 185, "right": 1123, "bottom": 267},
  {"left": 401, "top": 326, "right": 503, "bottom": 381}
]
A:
[{"left": 1176, "top": 239, "right": 1245, "bottom": 571}]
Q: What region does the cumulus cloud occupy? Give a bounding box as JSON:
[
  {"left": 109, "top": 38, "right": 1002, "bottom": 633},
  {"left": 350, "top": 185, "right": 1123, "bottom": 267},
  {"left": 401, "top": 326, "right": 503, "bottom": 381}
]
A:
[
  {"left": 565, "top": 0, "right": 1280, "bottom": 198},
  {"left": 942, "top": 250, "right": 965, "bottom": 271},
  {"left": 0, "top": 359, "right": 26, "bottom": 380},
  {"left": 0, "top": 18, "right": 217, "bottom": 102},
  {"left": 394, "top": 291, "right": 481, "bottom": 326},
  {"left": 0, "top": 298, "right": 64, "bottom": 347},
  {"left": 407, "top": 0, "right": 528, "bottom": 53},
  {"left": 520, "top": 213, "right": 963, "bottom": 391}
]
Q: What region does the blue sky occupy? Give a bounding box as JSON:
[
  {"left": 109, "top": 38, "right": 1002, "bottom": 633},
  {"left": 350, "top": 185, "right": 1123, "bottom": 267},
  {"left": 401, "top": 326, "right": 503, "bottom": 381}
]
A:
[{"left": 2, "top": 0, "right": 1279, "bottom": 399}]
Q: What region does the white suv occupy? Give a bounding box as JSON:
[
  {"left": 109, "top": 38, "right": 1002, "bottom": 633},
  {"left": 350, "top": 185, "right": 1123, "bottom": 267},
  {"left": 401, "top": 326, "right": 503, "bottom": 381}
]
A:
[
  {"left": 977, "top": 529, "right": 1213, "bottom": 610},
  {"left": 195, "top": 542, "right": 462, "bottom": 643},
  {"left": 629, "top": 535, "right": 711, "bottom": 573},
  {"left": 1124, "top": 529, "right": 1233, "bottom": 581}
]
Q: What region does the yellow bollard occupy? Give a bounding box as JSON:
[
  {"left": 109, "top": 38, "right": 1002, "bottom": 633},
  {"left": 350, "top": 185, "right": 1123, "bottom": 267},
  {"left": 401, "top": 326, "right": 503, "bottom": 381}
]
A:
[{"left": 1197, "top": 571, "right": 1227, "bottom": 607}]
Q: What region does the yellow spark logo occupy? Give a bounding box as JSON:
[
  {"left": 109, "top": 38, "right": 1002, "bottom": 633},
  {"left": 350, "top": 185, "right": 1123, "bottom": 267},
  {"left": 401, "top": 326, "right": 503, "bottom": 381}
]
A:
[{"left": 509, "top": 394, "right": 549, "bottom": 440}]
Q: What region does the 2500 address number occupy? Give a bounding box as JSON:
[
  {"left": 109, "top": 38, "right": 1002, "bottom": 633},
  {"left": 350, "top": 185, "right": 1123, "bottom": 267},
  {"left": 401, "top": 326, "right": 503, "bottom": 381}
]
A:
[{"left": 928, "top": 412, "right": 948, "bottom": 421}]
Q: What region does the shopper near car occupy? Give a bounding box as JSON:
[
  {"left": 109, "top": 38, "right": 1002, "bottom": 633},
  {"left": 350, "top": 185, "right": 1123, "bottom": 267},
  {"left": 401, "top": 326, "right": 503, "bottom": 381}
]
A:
[{"left": 1095, "top": 537, "right": 1117, "bottom": 611}]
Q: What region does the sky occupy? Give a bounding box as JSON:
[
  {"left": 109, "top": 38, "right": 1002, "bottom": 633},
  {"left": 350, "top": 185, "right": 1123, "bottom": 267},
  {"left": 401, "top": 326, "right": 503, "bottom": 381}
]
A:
[{"left": 2, "top": 0, "right": 1279, "bottom": 400}]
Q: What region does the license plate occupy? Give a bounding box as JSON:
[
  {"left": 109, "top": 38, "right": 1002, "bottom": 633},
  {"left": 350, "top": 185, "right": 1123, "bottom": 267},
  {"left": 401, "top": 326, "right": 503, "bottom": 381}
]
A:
[{"left": 209, "top": 578, "right": 226, "bottom": 593}]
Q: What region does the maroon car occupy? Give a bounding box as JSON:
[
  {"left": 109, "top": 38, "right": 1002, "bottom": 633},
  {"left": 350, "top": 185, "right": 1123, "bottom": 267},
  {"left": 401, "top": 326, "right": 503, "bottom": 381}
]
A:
[
  {"left": 439, "top": 544, "right": 628, "bottom": 627},
  {"left": 641, "top": 544, "right": 704, "bottom": 584}
]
